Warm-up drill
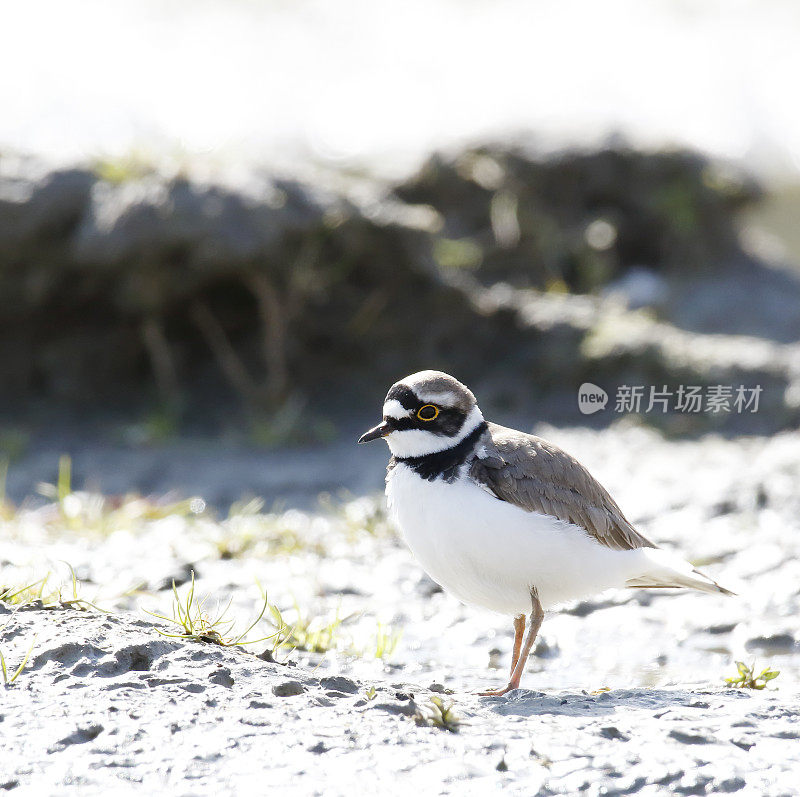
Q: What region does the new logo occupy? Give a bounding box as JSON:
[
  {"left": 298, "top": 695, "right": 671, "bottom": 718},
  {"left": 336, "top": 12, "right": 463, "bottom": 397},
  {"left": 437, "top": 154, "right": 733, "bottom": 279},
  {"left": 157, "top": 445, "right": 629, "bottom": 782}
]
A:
[{"left": 578, "top": 383, "right": 608, "bottom": 415}]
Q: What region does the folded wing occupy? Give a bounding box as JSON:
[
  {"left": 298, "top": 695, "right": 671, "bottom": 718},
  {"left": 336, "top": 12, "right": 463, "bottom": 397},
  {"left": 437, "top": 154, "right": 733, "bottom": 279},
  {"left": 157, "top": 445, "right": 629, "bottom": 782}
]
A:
[{"left": 469, "top": 423, "right": 657, "bottom": 551}]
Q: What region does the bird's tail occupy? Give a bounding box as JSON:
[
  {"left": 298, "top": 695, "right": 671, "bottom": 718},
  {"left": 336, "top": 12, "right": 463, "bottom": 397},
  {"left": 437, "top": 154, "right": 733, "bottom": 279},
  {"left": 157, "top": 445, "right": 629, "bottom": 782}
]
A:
[{"left": 626, "top": 548, "right": 736, "bottom": 596}]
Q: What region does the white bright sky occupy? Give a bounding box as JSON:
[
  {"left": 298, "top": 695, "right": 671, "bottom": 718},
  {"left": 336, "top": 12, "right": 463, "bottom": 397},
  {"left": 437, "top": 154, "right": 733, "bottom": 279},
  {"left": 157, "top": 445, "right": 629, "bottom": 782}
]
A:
[{"left": 2, "top": 0, "right": 799, "bottom": 181}]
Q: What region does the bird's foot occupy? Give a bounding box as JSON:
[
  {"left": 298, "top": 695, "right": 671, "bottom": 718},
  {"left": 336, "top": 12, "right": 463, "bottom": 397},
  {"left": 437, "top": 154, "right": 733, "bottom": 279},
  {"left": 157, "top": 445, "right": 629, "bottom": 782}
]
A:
[{"left": 476, "top": 683, "right": 517, "bottom": 697}]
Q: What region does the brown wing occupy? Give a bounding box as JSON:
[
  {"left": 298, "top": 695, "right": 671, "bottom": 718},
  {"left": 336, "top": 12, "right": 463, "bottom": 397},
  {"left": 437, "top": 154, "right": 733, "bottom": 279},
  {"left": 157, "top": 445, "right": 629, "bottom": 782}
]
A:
[{"left": 470, "top": 423, "right": 656, "bottom": 551}]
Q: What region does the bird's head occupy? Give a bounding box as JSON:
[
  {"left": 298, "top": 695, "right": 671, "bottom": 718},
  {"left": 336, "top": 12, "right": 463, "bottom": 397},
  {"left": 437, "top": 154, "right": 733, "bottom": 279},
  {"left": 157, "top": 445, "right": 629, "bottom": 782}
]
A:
[{"left": 358, "top": 370, "right": 484, "bottom": 458}]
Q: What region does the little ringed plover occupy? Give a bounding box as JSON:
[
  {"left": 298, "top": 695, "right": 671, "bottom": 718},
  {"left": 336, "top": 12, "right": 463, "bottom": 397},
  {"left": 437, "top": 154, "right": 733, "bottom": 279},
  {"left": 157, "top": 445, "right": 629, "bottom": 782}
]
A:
[{"left": 358, "top": 370, "right": 734, "bottom": 696}]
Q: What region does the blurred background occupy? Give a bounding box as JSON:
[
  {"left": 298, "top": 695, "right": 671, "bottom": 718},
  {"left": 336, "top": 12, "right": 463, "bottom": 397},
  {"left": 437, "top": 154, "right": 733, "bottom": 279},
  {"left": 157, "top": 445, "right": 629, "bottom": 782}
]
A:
[
  {"left": 1, "top": 0, "right": 800, "bottom": 505},
  {"left": 3, "top": 2, "right": 800, "bottom": 746}
]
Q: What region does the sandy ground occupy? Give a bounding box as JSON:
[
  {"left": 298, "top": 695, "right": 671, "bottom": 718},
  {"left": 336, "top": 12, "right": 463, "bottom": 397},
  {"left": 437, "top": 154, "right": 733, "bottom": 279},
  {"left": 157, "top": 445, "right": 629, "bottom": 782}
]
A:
[{"left": 2, "top": 423, "right": 799, "bottom": 795}]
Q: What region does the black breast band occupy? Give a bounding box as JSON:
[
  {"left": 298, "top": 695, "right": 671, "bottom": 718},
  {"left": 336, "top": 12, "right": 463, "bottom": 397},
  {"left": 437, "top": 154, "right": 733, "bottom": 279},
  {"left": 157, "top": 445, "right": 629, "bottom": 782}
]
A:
[{"left": 393, "top": 421, "right": 488, "bottom": 483}]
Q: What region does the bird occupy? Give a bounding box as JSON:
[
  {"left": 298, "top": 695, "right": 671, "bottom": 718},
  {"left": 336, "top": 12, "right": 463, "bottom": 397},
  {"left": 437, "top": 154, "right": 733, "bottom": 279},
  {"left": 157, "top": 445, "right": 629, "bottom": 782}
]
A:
[{"left": 358, "top": 370, "right": 734, "bottom": 696}]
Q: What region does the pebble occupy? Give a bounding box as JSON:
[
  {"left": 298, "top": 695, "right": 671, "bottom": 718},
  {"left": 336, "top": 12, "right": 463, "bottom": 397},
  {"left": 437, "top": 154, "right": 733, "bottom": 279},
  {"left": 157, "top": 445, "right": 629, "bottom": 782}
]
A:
[{"left": 272, "top": 681, "right": 305, "bottom": 697}]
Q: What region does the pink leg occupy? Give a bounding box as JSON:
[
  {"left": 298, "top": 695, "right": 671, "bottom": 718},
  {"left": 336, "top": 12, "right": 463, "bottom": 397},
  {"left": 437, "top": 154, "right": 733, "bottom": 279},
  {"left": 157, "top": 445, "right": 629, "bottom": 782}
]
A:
[
  {"left": 478, "top": 590, "right": 544, "bottom": 697},
  {"left": 509, "top": 614, "right": 526, "bottom": 676}
]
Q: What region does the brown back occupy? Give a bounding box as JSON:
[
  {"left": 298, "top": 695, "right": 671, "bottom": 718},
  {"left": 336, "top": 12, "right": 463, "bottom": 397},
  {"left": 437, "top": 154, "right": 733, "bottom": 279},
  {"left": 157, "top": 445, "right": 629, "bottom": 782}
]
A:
[{"left": 469, "top": 423, "right": 656, "bottom": 551}]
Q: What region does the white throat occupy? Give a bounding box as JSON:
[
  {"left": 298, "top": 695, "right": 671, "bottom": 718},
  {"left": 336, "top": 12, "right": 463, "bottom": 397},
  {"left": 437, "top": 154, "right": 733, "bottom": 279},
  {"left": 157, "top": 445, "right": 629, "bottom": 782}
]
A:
[{"left": 384, "top": 405, "right": 485, "bottom": 458}]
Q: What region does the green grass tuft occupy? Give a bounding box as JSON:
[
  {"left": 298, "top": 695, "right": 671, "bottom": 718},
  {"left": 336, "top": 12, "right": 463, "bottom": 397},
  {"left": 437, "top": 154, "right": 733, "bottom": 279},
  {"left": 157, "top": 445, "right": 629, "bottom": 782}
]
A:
[
  {"left": 0, "top": 576, "right": 58, "bottom": 606},
  {"left": 0, "top": 636, "right": 37, "bottom": 687},
  {"left": 265, "top": 599, "right": 346, "bottom": 655},
  {"left": 414, "top": 695, "right": 462, "bottom": 733},
  {"left": 370, "top": 622, "right": 403, "bottom": 660},
  {"left": 322, "top": 494, "right": 394, "bottom": 539},
  {"left": 0, "top": 566, "right": 108, "bottom": 612},
  {"left": 213, "top": 500, "right": 327, "bottom": 559},
  {"left": 92, "top": 151, "right": 158, "bottom": 184},
  {"left": 724, "top": 660, "right": 780, "bottom": 690},
  {"left": 145, "top": 572, "right": 279, "bottom": 648},
  {"left": 0, "top": 609, "right": 37, "bottom": 687}
]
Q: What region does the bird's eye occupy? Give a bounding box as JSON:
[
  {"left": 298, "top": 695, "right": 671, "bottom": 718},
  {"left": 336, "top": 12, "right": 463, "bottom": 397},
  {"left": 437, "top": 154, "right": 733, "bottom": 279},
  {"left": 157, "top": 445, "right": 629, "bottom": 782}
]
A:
[{"left": 417, "top": 404, "right": 439, "bottom": 421}]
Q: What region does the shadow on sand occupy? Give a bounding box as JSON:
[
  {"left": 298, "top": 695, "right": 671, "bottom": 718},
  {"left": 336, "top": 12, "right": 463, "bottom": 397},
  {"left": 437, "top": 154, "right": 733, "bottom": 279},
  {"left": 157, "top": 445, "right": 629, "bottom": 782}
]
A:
[{"left": 486, "top": 687, "right": 751, "bottom": 718}]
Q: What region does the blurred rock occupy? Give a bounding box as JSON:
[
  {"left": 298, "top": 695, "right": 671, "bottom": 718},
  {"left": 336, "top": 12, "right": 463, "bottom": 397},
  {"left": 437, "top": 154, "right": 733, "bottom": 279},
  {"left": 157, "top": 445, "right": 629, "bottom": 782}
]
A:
[
  {"left": 72, "top": 175, "right": 322, "bottom": 278},
  {"left": 745, "top": 633, "right": 797, "bottom": 654},
  {"left": 0, "top": 156, "right": 94, "bottom": 258},
  {"left": 0, "top": 145, "right": 798, "bottom": 436},
  {"left": 395, "top": 145, "right": 759, "bottom": 292}
]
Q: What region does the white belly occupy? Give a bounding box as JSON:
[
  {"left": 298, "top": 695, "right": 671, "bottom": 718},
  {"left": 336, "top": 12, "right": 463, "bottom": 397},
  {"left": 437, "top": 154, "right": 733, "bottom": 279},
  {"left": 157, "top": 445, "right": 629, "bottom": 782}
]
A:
[{"left": 386, "top": 463, "right": 652, "bottom": 615}]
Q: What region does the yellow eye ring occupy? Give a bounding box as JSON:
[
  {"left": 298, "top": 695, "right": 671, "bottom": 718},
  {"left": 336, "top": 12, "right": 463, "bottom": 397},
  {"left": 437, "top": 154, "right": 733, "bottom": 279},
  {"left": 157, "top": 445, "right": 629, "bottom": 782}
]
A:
[{"left": 417, "top": 404, "right": 439, "bottom": 421}]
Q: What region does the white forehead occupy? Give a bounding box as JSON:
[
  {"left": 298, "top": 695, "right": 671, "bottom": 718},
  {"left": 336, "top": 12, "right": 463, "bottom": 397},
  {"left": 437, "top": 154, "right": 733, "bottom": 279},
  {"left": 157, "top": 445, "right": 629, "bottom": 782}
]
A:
[
  {"left": 382, "top": 398, "right": 411, "bottom": 419},
  {"left": 414, "top": 389, "right": 458, "bottom": 405}
]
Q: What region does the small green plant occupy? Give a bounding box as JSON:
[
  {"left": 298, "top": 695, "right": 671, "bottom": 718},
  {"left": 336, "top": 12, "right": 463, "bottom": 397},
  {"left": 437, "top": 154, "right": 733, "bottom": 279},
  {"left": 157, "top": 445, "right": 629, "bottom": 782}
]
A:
[
  {"left": 92, "top": 150, "right": 157, "bottom": 184},
  {"left": 34, "top": 455, "right": 78, "bottom": 527},
  {"left": 433, "top": 237, "right": 483, "bottom": 270},
  {"left": 724, "top": 660, "right": 780, "bottom": 690},
  {"left": 365, "top": 685, "right": 377, "bottom": 701},
  {"left": 373, "top": 623, "right": 402, "bottom": 660},
  {"left": 266, "top": 600, "right": 345, "bottom": 655},
  {"left": 372, "top": 622, "right": 403, "bottom": 660},
  {"left": 320, "top": 494, "right": 394, "bottom": 539},
  {"left": 59, "top": 564, "right": 109, "bottom": 612},
  {"left": 215, "top": 506, "right": 325, "bottom": 559},
  {"left": 415, "top": 696, "right": 461, "bottom": 733},
  {"left": 0, "top": 576, "right": 58, "bottom": 606},
  {"left": 260, "top": 584, "right": 399, "bottom": 662},
  {"left": 29, "top": 455, "right": 206, "bottom": 537},
  {"left": 0, "top": 636, "right": 37, "bottom": 687},
  {"left": 0, "top": 609, "right": 37, "bottom": 687},
  {"left": 145, "top": 572, "right": 277, "bottom": 648},
  {"left": 36, "top": 455, "right": 83, "bottom": 530},
  {"left": 57, "top": 454, "right": 71, "bottom": 504},
  {"left": 0, "top": 566, "right": 107, "bottom": 612}
]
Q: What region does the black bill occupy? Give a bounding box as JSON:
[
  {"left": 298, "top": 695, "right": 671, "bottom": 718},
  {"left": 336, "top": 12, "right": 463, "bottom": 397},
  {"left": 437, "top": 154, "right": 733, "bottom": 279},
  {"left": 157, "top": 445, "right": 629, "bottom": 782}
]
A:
[{"left": 357, "top": 419, "right": 394, "bottom": 444}]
